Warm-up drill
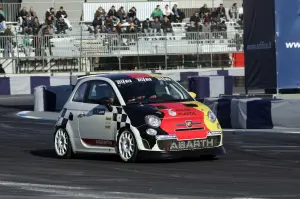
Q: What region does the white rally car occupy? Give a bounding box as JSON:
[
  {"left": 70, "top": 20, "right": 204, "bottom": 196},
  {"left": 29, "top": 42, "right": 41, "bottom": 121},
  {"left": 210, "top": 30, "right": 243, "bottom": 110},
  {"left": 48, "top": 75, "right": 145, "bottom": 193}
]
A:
[{"left": 54, "top": 73, "right": 225, "bottom": 162}]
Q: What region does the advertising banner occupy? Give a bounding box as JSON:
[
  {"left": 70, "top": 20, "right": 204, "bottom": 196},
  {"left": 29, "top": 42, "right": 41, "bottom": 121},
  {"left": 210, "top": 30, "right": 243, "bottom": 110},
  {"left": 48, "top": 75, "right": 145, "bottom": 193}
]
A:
[
  {"left": 275, "top": 0, "right": 300, "bottom": 89},
  {"left": 243, "top": 0, "right": 277, "bottom": 89}
]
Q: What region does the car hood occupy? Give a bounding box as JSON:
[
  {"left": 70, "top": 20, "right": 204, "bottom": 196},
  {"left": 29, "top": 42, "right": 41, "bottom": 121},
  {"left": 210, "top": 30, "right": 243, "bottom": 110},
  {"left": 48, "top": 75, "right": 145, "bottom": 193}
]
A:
[{"left": 124, "top": 101, "right": 209, "bottom": 140}]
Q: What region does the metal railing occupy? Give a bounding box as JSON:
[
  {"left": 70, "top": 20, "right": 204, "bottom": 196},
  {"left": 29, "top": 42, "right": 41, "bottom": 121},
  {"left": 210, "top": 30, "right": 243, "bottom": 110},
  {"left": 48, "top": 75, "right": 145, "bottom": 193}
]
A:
[{"left": 0, "top": 30, "right": 244, "bottom": 73}]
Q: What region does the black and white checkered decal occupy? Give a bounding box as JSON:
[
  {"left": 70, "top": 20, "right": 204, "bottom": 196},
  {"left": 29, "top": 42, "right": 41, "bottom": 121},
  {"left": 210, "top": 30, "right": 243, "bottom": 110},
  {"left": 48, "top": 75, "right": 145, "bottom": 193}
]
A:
[
  {"left": 56, "top": 108, "right": 70, "bottom": 128},
  {"left": 112, "top": 107, "right": 131, "bottom": 130}
]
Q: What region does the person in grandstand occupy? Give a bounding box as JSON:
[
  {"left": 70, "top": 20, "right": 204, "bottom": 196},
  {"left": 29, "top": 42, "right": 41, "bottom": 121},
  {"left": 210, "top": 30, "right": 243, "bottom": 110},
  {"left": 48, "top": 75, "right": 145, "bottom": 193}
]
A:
[
  {"left": 56, "top": 6, "right": 72, "bottom": 31},
  {"left": 45, "top": 7, "right": 55, "bottom": 22},
  {"left": 151, "top": 5, "right": 163, "bottom": 20},
  {"left": 162, "top": 4, "right": 173, "bottom": 21},
  {"left": 199, "top": 4, "right": 209, "bottom": 18},
  {"left": 22, "top": 15, "right": 33, "bottom": 34},
  {"left": 107, "top": 6, "right": 117, "bottom": 17},
  {"left": 116, "top": 6, "right": 127, "bottom": 21},
  {"left": 142, "top": 18, "right": 151, "bottom": 35},
  {"left": 172, "top": 4, "right": 185, "bottom": 22},
  {"left": 28, "top": 7, "right": 37, "bottom": 18},
  {"left": 151, "top": 17, "right": 161, "bottom": 37},
  {"left": 3, "top": 25, "right": 15, "bottom": 57},
  {"left": 18, "top": 7, "right": 27, "bottom": 26},
  {"left": 161, "top": 16, "right": 174, "bottom": 39},
  {"left": 56, "top": 15, "right": 68, "bottom": 34},
  {"left": 127, "top": 7, "right": 136, "bottom": 19},
  {"left": 94, "top": 7, "right": 106, "bottom": 21},
  {"left": 31, "top": 17, "right": 40, "bottom": 35},
  {"left": 93, "top": 14, "right": 102, "bottom": 34},
  {"left": 216, "top": 4, "right": 228, "bottom": 21},
  {"left": 0, "top": 8, "right": 6, "bottom": 30},
  {"left": 228, "top": 3, "right": 238, "bottom": 21}
]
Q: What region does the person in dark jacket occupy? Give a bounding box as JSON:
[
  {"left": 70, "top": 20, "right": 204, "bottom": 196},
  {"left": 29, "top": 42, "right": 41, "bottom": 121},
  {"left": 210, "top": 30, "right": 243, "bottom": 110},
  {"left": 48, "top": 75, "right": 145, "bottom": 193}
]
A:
[
  {"left": 45, "top": 7, "right": 55, "bottom": 22},
  {"left": 32, "top": 17, "right": 40, "bottom": 35},
  {"left": 188, "top": 12, "right": 201, "bottom": 32},
  {"left": 161, "top": 16, "right": 174, "bottom": 38},
  {"left": 18, "top": 7, "right": 28, "bottom": 25},
  {"left": 199, "top": 4, "right": 209, "bottom": 18},
  {"left": 107, "top": 6, "right": 117, "bottom": 17},
  {"left": 93, "top": 15, "right": 102, "bottom": 34},
  {"left": 142, "top": 18, "right": 151, "bottom": 33},
  {"left": 216, "top": 4, "right": 227, "bottom": 19},
  {"left": 172, "top": 4, "right": 185, "bottom": 22},
  {"left": 116, "top": 6, "right": 127, "bottom": 21},
  {"left": 56, "top": 6, "right": 72, "bottom": 30},
  {"left": 127, "top": 7, "right": 136, "bottom": 19},
  {"left": 29, "top": 7, "right": 37, "bottom": 18},
  {"left": 22, "top": 15, "right": 33, "bottom": 34}
]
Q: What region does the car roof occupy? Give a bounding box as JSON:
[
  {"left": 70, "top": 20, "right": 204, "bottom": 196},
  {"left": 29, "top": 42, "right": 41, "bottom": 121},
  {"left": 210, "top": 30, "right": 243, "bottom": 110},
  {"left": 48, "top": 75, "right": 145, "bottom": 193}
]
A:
[{"left": 79, "top": 73, "right": 166, "bottom": 81}]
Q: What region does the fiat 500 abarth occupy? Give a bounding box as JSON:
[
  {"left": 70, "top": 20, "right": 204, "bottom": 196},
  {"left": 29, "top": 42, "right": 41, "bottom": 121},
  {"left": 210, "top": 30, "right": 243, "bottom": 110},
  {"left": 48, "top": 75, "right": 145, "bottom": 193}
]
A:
[{"left": 54, "top": 73, "right": 226, "bottom": 162}]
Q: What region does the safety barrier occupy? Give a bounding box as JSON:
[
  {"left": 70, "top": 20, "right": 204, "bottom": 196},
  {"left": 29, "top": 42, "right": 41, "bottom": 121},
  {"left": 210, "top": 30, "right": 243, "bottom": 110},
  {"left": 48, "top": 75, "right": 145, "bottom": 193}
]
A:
[{"left": 203, "top": 97, "right": 300, "bottom": 129}]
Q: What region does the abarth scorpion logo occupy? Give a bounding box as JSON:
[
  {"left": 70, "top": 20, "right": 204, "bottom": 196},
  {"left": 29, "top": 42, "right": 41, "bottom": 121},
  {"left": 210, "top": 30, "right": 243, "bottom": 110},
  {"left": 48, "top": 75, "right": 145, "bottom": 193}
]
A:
[{"left": 185, "top": 120, "right": 192, "bottom": 128}]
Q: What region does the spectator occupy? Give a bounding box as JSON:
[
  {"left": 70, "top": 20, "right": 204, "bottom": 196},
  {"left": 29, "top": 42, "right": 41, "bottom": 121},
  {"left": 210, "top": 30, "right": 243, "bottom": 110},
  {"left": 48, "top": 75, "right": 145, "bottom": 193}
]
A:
[
  {"left": 238, "top": 4, "right": 243, "bottom": 21},
  {"left": 151, "top": 5, "right": 163, "bottom": 20},
  {"left": 151, "top": 17, "right": 161, "bottom": 36},
  {"left": 3, "top": 25, "right": 14, "bottom": 57},
  {"left": 22, "top": 15, "right": 33, "bottom": 34},
  {"left": 216, "top": 4, "right": 227, "bottom": 20},
  {"left": 163, "top": 4, "right": 173, "bottom": 21},
  {"left": 38, "top": 24, "right": 53, "bottom": 55},
  {"left": 28, "top": 7, "right": 37, "bottom": 18},
  {"left": 104, "top": 16, "right": 113, "bottom": 32},
  {"left": 94, "top": 7, "right": 106, "bottom": 21},
  {"left": 93, "top": 15, "right": 102, "bottom": 34},
  {"left": 19, "top": 7, "right": 28, "bottom": 26},
  {"left": 107, "top": 6, "right": 117, "bottom": 17},
  {"left": 142, "top": 18, "right": 151, "bottom": 34},
  {"left": 161, "top": 17, "right": 174, "bottom": 38},
  {"left": 56, "top": 6, "right": 72, "bottom": 30},
  {"left": 127, "top": 17, "right": 137, "bottom": 33},
  {"left": 189, "top": 12, "right": 201, "bottom": 31},
  {"left": 32, "top": 17, "right": 40, "bottom": 35},
  {"left": 117, "top": 6, "right": 127, "bottom": 21},
  {"left": 203, "top": 11, "right": 211, "bottom": 23},
  {"left": 132, "top": 17, "right": 141, "bottom": 32},
  {"left": 111, "top": 15, "right": 122, "bottom": 33},
  {"left": 127, "top": 7, "right": 136, "bottom": 19},
  {"left": 45, "top": 15, "right": 53, "bottom": 26},
  {"left": 0, "top": 7, "right": 5, "bottom": 17},
  {"left": 199, "top": 4, "right": 209, "bottom": 18},
  {"left": 172, "top": 4, "right": 185, "bottom": 22},
  {"left": 56, "top": 15, "right": 68, "bottom": 34},
  {"left": 0, "top": 8, "right": 6, "bottom": 29},
  {"left": 45, "top": 7, "right": 55, "bottom": 22},
  {"left": 229, "top": 3, "right": 238, "bottom": 21}
]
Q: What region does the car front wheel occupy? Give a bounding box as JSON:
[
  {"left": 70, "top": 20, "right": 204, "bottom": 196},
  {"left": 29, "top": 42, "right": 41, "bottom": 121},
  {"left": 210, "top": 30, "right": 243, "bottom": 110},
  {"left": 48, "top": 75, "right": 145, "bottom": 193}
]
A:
[
  {"left": 54, "top": 128, "right": 73, "bottom": 159},
  {"left": 117, "top": 130, "right": 139, "bottom": 163}
]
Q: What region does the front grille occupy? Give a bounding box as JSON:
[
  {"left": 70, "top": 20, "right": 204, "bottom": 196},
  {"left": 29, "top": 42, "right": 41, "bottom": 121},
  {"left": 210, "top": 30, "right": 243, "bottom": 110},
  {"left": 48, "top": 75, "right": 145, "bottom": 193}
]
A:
[
  {"left": 175, "top": 127, "right": 205, "bottom": 132},
  {"left": 157, "top": 135, "right": 221, "bottom": 151}
]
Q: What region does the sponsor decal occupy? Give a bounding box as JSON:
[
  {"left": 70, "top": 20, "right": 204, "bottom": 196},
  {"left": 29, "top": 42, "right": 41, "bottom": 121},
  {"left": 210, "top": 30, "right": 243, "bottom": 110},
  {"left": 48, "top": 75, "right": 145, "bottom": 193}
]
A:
[
  {"left": 157, "top": 77, "right": 172, "bottom": 81},
  {"left": 207, "top": 131, "right": 222, "bottom": 136},
  {"left": 105, "top": 125, "right": 111, "bottom": 129},
  {"left": 92, "top": 108, "right": 105, "bottom": 115},
  {"left": 82, "top": 139, "right": 116, "bottom": 147},
  {"left": 169, "top": 138, "right": 215, "bottom": 151},
  {"left": 136, "top": 77, "right": 152, "bottom": 82},
  {"left": 175, "top": 108, "right": 196, "bottom": 116},
  {"left": 168, "top": 109, "right": 177, "bottom": 116},
  {"left": 156, "top": 135, "right": 177, "bottom": 140},
  {"left": 105, "top": 117, "right": 112, "bottom": 121},
  {"left": 116, "top": 79, "right": 132, "bottom": 84}
]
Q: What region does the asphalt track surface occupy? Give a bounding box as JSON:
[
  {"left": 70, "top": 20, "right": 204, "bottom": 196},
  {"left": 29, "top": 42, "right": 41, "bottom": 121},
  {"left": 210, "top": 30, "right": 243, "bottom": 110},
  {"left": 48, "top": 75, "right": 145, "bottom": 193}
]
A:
[{"left": 1, "top": 97, "right": 300, "bottom": 198}]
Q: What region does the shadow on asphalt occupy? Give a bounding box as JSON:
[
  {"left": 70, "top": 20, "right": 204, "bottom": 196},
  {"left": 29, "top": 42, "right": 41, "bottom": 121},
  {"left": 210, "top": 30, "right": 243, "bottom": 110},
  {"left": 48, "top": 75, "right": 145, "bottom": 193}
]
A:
[{"left": 29, "top": 149, "right": 219, "bottom": 164}]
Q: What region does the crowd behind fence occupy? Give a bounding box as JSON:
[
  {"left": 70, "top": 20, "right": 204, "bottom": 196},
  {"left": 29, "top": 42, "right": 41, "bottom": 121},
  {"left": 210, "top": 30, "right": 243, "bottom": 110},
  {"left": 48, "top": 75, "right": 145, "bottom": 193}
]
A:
[{"left": 0, "top": 1, "right": 244, "bottom": 73}]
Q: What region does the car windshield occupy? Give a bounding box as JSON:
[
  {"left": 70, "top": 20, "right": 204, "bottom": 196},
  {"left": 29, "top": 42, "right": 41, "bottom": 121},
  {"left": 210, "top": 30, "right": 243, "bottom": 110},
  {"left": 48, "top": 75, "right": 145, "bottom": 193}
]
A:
[{"left": 114, "top": 76, "right": 194, "bottom": 104}]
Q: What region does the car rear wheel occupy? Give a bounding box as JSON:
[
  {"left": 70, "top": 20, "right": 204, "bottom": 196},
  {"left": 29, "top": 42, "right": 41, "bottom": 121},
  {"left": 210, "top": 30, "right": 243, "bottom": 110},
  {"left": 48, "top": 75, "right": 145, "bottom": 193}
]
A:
[
  {"left": 117, "top": 130, "right": 139, "bottom": 163},
  {"left": 54, "top": 128, "right": 73, "bottom": 159}
]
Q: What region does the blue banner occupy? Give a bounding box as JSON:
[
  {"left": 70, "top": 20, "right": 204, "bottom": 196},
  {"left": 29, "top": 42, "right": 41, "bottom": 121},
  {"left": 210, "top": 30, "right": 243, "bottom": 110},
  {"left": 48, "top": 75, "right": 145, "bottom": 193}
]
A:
[
  {"left": 275, "top": 0, "right": 300, "bottom": 89},
  {"left": 243, "top": 0, "right": 277, "bottom": 89}
]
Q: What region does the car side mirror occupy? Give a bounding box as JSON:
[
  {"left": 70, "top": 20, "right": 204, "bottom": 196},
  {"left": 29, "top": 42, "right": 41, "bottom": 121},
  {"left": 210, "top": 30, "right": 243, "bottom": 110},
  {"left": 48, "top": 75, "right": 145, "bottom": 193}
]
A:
[{"left": 189, "top": 92, "right": 196, "bottom": 98}]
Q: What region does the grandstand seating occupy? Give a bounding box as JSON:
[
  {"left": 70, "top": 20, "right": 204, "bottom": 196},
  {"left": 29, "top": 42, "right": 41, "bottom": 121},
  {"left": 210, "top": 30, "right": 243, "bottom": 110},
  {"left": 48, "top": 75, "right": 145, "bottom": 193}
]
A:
[{"left": 0, "top": 0, "right": 244, "bottom": 74}]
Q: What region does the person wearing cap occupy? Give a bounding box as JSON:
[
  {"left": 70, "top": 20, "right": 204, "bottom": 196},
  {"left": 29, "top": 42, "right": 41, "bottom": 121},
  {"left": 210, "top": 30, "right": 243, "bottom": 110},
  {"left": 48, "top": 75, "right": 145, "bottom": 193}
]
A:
[
  {"left": 142, "top": 18, "right": 151, "bottom": 35},
  {"left": 18, "top": 7, "right": 27, "bottom": 26},
  {"left": 56, "top": 6, "right": 72, "bottom": 30},
  {"left": 127, "top": 7, "right": 136, "bottom": 19},
  {"left": 116, "top": 6, "right": 127, "bottom": 21}
]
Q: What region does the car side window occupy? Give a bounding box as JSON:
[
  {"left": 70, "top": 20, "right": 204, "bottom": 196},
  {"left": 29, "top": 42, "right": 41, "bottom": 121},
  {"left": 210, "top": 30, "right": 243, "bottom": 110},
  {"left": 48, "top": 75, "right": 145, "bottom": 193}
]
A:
[
  {"left": 86, "top": 81, "right": 120, "bottom": 106},
  {"left": 72, "top": 82, "right": 88, "bottom": 102}
]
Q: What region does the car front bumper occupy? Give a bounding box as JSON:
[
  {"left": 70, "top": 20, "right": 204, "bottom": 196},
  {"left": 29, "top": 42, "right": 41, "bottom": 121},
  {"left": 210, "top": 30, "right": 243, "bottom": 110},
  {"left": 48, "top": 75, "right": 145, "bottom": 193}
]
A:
[{"left": 138, "top": 145, "right": 226, "bottom": 160}]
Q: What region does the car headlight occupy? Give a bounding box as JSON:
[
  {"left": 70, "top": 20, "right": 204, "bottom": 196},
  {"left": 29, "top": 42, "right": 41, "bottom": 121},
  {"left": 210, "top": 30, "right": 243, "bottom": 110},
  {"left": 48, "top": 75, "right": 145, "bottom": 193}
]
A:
[
  {"left": 207, "top": 111, "right": 217, "bottom": 123},
  {"left": 145, "top": 115, "right": 161, "bottom": 128}
]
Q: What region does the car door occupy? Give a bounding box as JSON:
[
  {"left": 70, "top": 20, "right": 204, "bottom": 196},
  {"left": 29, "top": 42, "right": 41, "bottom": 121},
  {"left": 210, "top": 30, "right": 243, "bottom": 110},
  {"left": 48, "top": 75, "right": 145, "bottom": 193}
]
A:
[{"left": 78, "top": 80, "right": 120, "bottom": 147}]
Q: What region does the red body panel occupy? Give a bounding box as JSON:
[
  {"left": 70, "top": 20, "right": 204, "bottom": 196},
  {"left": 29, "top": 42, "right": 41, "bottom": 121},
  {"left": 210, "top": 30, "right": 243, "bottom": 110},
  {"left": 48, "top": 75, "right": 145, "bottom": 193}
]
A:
[
  {"left": 126, "top": 73, "right": 152, "bottom": 78},
  {"left": 150, "top": 102, "right": 208, "bottom": 140}
]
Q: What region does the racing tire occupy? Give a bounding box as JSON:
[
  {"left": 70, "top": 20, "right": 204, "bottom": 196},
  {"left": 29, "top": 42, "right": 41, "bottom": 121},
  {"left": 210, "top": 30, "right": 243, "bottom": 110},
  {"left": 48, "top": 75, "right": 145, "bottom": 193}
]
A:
[
  {"left": 117, "top": 129, "right": 139, "bottom": 163},
  {"left": 54, "top": 128, "right": 73, "bottom": 159}
]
